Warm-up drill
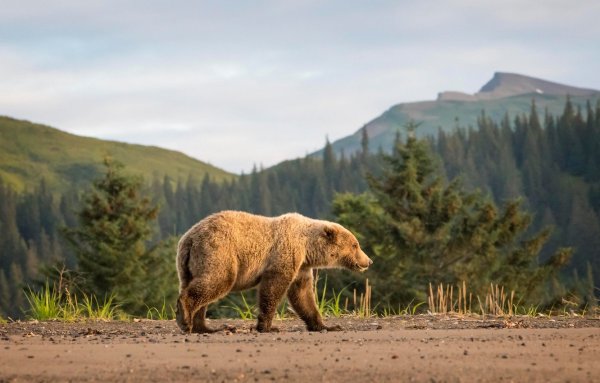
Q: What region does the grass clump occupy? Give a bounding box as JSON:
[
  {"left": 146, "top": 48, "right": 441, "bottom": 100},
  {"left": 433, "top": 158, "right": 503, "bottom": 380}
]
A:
[
  {"left": 325, "top": 288, "right": 347, "bottom": 317},
  {"left": 24, "top": 281, "right": 119, "bottom": 321},
  {"left": 146, "top": 298, "right": 175, "bottom": 320},
  {"left": 314, "top": 273, "right": 373, "bottom": 318},
  {"left": 428, "top": 282, "right": 515, "bottom": 316},
  {"left": 225, "top": 293, "right": 256, "bottom": 320},
  {"left": 381, "top": 300, "right": 426, "bottom": 317},
  {"left": 81, "top": 293, "right": 119, "bottom": 320},
  {"left": 276, "top": 299, "right": 289, "bottom": 320},
  {"left": 351, "top": 279, "right": 374, "bottom": 318},
  {"left": 25, "top": 281, "right": 68, "bottom": 320},
  {"left": 426, "top": 281, "right": 595, "bottom": 317},
  {"left": 24, "top": 277, "right": 594, "bottom": 322},
  {"left": 314, "top": 273, "right": 330, "bottom": 316},
  {"left": 223, "top": 274, "right": 374, "bottom": 320},
  {"left": 222, "top": 294, "right": 291, "bottom": 320}
]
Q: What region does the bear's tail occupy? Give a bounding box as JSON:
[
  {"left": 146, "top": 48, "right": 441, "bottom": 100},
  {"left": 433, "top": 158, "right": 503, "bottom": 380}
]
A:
[{"left": 176, "top": 235, "right": 193, "bottom": 292}]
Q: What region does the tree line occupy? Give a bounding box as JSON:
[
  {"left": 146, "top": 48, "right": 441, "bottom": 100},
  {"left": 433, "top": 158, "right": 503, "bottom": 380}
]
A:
[{"left": 0, "top": 97, "right": 598, "bottom": 317}]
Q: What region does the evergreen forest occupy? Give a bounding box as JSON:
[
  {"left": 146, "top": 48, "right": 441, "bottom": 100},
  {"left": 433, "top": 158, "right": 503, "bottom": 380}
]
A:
[{"left": 1, "top": 98, "right": 599, "bottom": 317}]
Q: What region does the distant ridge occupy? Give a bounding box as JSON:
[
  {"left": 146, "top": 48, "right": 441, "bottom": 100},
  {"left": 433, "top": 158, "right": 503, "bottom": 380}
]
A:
[
  {"left": 324, "top": 72, "right": 600, "bottom": 157},
  {"left": 437, "top": 72, "right": 599, "bottom": 101},
  {"left": 0, "top": 116, "right": 235, "bottom": 193}
]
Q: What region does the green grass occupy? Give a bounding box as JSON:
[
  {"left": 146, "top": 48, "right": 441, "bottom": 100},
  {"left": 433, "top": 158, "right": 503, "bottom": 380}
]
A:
[
  {"left": 223, "top": 275, "right": 358, "bottom": 320},
  {"left": 81, "top": 293, "right": 119, "bottom": 320},
  {"left": 521, "top": 304, "right": 541, "bottom": 317},
  {"left": 25, "top": 281, "right": 66, "bottom": 320},
  {"left": 314, "top": 274, "right": 330, "bottom": 316},
  {"left": 223, "top": 294, "right": 292, "bottom": 320},
  {"left": 313, "top": 274, "right": 374, "bottom": 318},
  {"left": 225, "top": 293, "right": 256, "bottom": 320},
  {"left": 23, "top": 278, "right": 595, "bottom": 322},
  {"left": 324, "top": 288, "right": 347, "bottom": 317},
  {"left": 381, "top": 300, "right": 426, "bottom": 317},
  {"left": 24, "top": 282, "right": 120, "bottom": 321},
  {"left": 0, "top": 116, "right": 235, "bottom": 193},
  {"left": 146, "top": 298, "right": 175, "bottom": 320},
  {"left": 313, "top": 274, "right": 350, "bottom": 317},
  {"left": 276, "top": 299, "right": 289, "bottom": 320}
]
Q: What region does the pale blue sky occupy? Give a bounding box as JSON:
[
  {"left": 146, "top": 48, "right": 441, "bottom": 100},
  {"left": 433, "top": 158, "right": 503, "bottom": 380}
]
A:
[{"left": 2, "top": 0, "right": 599, "bottom": 172}]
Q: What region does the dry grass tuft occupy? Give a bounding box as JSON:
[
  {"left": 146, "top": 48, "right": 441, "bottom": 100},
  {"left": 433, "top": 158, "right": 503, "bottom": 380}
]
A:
[{"left": 428, "top": 282, "right": 514, "bottom": 316}]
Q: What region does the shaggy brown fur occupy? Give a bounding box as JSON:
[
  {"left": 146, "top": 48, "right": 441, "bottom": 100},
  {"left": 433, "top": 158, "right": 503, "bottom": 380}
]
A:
[{"left": 175, "top": 210, "right": 372, "bottom": 333}]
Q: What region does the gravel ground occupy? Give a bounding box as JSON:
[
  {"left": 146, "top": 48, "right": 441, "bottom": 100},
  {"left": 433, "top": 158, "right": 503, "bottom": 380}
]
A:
[{"left": 1, "top": 315, "right": 599, "bottom": 382}]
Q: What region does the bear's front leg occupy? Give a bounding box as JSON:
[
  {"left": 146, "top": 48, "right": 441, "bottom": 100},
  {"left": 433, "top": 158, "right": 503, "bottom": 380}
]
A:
[
  {"left": 256, "top": 270, "right": 294, "bottom": 333},
  {"left": 287, "top": 269, "right": 342, "bottom": 332}
]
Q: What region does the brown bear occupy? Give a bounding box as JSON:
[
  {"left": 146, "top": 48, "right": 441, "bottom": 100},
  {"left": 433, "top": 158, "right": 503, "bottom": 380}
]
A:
[{"left": 175, "top": 210, "right": 372, "bottom": 333}]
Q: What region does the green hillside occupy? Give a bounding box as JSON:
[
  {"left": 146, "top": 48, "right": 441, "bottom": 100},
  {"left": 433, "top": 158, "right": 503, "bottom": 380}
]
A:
[
  {"left": 0, "top": 116, "right": 234, "bottom": 192},
  {"left": 328, "top": 73, "right": 600, "bottom": 155}
]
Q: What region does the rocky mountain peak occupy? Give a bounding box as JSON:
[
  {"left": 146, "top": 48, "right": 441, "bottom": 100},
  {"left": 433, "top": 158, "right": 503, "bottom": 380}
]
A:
[
  {"left": 438, "top": 72, "right": 599, "bottom": 101},
  {"left": 477, "top": 72, "right": 598, "bottom": 98}
]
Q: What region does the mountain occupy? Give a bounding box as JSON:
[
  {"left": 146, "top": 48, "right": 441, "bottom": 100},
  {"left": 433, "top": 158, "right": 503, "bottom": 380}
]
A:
[
  {"left": 327, "top": 72, "right": 600, "bottom": 156},
  {"left": 440, "top": 72, "right": 599, "bottom": 101},
  {"left": 0, "top": 116, "right": 234, "bottom": 193}
]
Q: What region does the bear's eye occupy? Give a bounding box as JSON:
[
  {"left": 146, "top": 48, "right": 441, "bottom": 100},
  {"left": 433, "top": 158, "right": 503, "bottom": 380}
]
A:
[{"left": 352, "top": 243, "right": 358, "bottom": 249}]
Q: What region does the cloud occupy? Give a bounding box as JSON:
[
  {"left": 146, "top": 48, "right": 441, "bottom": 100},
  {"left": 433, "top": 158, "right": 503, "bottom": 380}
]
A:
[{"left": 1, "top": 1, "right": 599, "bottom": 173}]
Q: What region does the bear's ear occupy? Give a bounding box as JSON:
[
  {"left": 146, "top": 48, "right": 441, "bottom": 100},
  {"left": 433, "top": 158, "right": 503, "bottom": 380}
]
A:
[{"left": 323, "top": 225, "right": 336, "bottom": 241}]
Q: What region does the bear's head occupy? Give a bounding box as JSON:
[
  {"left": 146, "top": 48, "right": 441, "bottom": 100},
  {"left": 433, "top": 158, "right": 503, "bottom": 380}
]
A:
[{"left": 314, "top": 222, "right": 372, "bottom": 272}]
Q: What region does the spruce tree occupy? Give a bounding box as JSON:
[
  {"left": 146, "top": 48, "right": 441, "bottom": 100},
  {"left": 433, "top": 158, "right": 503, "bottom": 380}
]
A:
[
  {"left": 333, "top": 125, "right": 572, "bottom": 305},
  {"left": 360, "top": 127, "right": 370, "bottom": 163},
  {"left": 323, "top": 138, "right": 336, "bottom": 195},
  {"left": 63, "top": 158, "right": 176, "bottom": 314},
  {"left": 0, "top": 270, "right": 10, "bottom": 317},
  {"left": 8, "top": 262, "right": 25, "bottom": 317}
]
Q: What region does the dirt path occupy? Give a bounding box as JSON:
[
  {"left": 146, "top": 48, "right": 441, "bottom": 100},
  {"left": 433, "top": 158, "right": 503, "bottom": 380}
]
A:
[{"left": 1, "top": 316, "right": 599, "bottom": 382}]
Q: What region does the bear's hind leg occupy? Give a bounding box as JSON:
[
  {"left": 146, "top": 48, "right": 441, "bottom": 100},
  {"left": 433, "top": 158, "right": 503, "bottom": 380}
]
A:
[
  {"left": 287, "top": 270, "right": 342, "bottom": 332},
  {"left": 176, "top": 275, "right": 234, "bottom": 333}
]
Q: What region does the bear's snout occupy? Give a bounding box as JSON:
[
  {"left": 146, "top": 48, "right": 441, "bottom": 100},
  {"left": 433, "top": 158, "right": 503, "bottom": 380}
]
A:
[{"left": 356, "top": 250, "right": 373, "bottom": 271}]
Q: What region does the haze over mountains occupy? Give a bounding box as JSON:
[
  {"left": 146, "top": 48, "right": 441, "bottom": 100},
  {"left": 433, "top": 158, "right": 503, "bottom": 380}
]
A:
[
  {"left": 326, "top": 72, "right": 600, "bottom": 156},
  {"left": 1, "top": 72, "right": 599, "bottom": 194}
]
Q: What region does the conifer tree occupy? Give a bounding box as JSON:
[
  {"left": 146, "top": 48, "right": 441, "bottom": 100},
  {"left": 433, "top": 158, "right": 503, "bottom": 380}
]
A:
[
  {"left": 249, "top": 164, "right": 272, "bottom": 215},
  {"left": 59, "top": 189, "right": 80, "bottom": 228},
  {"left": 333, "top": 123, "right": 572, "bottom": 305},
  {"left": 185, "top": 174, "right": 200, "bottom": 224},
  {"left": 8, "top": 262, "right": 25, "bottom": 316},
  {"left": 199, "top": 174, "right": 214, "bottom": 218},
  {"left": 323, "top": 138, "right": 336, "bottom": 195},
  {"left": 360, "top": 127, "right": 370, "bottom": 163},
  {"left": 63, "top": 158, "right": 177, "bottom": 314},
  {"left": 175, "top": 178, "right": 189, "bottom": 232},
  {"left": 0, "top": 270, "right": 10, "bottom": 316}
]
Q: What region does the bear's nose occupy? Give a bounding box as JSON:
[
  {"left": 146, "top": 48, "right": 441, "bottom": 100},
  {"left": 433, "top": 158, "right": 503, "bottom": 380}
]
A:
[{"left": 368, "top": 259, "right": 373, "bottom": 265}]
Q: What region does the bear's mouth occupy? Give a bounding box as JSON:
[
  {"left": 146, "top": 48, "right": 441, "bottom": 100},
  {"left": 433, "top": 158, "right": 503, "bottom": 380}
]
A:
[{"left": 354, "top": 263, "right": 370, "bottom": 272}]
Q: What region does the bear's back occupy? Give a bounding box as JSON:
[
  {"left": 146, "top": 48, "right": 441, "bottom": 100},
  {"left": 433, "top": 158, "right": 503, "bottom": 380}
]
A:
[
  {"left": 186, "top": 211, "right": 315, "bottom": 254},
  {"left": 201, "top": 210, "right": 273, "bottom": 244}
]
